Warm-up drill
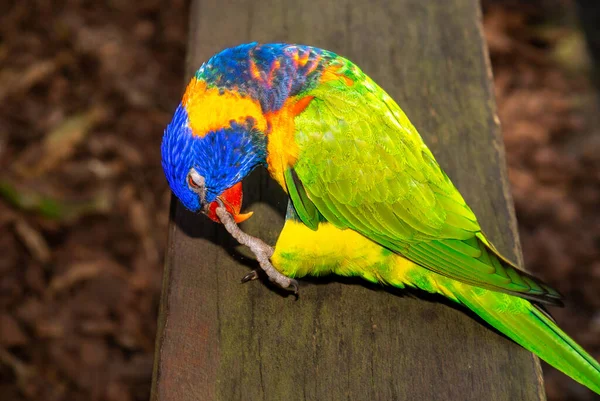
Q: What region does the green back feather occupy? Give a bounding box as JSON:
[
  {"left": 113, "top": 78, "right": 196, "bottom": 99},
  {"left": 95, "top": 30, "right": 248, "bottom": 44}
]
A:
[{"left": 289, "top": 56, "right": 561, "bottom": 305}]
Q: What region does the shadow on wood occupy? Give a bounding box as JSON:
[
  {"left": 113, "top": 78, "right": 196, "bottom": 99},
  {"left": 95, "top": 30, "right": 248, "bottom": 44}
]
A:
[{"left": 151, "top": 0, "right": 546, "bottom": 400}]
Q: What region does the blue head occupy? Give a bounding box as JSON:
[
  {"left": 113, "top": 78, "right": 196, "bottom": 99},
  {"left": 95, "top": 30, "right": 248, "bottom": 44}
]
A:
[
  {"left": 161, "top": 103, "right": 266, "bottom": 213},
  {"left": 161, "top": 42, "right": 331, "bottom": 216}
]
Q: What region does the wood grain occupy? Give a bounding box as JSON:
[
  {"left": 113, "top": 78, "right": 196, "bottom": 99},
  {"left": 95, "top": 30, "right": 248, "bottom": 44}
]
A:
[{"left": 151, "top": 0, "right": 547, "bottom": 400}]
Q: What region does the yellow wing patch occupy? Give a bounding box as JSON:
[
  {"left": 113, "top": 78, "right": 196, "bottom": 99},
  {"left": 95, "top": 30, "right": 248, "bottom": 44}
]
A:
[
  {"left": 271, "top": 219, "right": 463, "bottom": 303},
  {"left": 182, "top": 78, "right": 267, "bottom": 137},
  {"left": 272, "top": 220, "right": 416, "bottom": 284}
]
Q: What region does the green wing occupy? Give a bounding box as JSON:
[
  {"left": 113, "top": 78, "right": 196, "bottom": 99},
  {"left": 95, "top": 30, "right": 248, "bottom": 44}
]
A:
[
  {"left": 283, "top": 167, "right": 320, "bottom": 230},
  {"left": 287, "top": 58, "right": 562, "bottom": 305}
]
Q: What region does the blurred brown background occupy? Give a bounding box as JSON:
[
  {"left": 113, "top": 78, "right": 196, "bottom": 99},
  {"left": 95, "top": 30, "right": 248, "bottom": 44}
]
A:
[{"left": 1, "top": 0, "right": 599, "bottom": 400}]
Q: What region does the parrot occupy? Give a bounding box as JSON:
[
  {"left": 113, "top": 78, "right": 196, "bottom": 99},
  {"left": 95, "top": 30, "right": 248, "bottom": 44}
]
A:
[{"left": 160, "top": 42, "right": 600, "bottom": 394}]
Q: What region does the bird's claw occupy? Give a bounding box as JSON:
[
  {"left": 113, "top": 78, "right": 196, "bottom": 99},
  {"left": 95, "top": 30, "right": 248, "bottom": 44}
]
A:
[
  {"left": 260, "top": 256, "right": 299, "bottom": 294},
  {"left": 287, "top": 279, "right": 299, "bottom": 295},
  {"left": 242, "top": 268, "right": 298, "bottom": 294},
  {"left": 267, "top": 276, "right": 299, "bottom": 294},
  {"left": 241, "top": 270, "right": 259, "bottom": 283}
]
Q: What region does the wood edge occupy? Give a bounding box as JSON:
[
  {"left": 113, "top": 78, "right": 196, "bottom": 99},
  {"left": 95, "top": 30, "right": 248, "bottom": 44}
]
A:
[
  {"left": 150, "top": 196, "right": 178, "bottom": 401},
  {"left": 474, "top": 1, "right": 546, "bottom": 399},
  {"left": 151, "top": 1, "right": 202, "bottom": 396}
]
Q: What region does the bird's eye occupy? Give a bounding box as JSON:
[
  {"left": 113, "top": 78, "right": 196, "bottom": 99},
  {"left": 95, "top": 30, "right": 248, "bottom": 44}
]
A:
[
  {"left": 188, "top": 174, "right": 200, "bottom": 189},
  {"left": 187, "top": 169, "right": 205, "bottom": 193}
]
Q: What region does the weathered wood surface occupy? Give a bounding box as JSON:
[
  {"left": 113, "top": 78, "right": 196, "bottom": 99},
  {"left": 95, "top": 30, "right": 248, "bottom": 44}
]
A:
[
  {"left": 151, "top": 0, "right": 547, "bottom": 400},
  {"left": 575, "top": 0, "right": 600, "bottom": 86}
]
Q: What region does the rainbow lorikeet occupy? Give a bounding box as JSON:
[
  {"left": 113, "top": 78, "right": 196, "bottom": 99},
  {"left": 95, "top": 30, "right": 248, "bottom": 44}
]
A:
[{"left": 161, "top": 43, "right": 600, "bottom": 394}]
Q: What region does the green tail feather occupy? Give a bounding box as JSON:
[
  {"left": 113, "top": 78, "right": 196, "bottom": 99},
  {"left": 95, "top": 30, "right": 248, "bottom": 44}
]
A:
[{"left": 453, "top": 286, "right": 600, "bottom": 394}]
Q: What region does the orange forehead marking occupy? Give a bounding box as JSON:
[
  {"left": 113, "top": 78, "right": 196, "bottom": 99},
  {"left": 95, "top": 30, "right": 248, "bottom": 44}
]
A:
[
  {"left": 305, "top": 54, "right": 320, "bottom": 75},
  {"left": 182, "top": 78, "right": 266, "bottom": 137},
  {"left": 267, "top": 59, "right": 281, "bottom": 84},
  {"left": 265, "top": 95, "right": 314, "bottom": 189},
  {"left": 298, "top": 52, "right": 310, "bottom": 67},
  {"left": 320, "top": 65, "right": 353, "bottom": 86},
  {"left": 249, "top": 59, "right": 262, "bottom": 81}
]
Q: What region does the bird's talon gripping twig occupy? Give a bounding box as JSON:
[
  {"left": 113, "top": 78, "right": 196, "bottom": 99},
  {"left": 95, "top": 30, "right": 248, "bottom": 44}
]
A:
[{"left": 215, "top": 204, "right": 298, "bottom": 294}]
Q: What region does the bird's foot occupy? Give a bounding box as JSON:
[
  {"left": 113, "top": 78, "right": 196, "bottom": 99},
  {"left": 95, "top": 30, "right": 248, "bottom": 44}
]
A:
[
  {"left": 215, "top": 204, "right": 299, "bottom": 294},
  {"left": 244, "top": 238, "right": 299, "bottom": 294}
]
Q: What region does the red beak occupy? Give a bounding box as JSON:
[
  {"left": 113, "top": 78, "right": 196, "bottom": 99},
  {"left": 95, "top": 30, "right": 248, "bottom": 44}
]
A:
[{"left": 206, "top": 181, "right": 253, "bottom": 224}]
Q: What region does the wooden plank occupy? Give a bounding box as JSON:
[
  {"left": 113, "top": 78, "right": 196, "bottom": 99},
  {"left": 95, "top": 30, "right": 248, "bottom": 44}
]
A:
[
  {"left": 151, "top": 0, "right": 547, "bottom": 400},
  {"left": 575, "top": 0, "right": 600, "bottom": 85}
]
